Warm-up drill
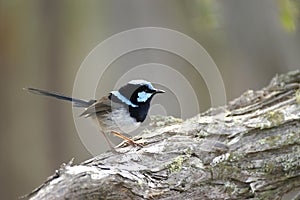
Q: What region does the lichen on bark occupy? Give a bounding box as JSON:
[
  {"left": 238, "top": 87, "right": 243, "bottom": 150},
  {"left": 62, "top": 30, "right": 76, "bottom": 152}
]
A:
[{"left": 27, "top": 70, "right": 300, "bottom": 200}]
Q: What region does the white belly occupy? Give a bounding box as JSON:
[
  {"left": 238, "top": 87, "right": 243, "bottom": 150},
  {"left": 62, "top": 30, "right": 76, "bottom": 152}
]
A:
[{"left": 93, "top": 107, "right": 141, "bottom": 135}]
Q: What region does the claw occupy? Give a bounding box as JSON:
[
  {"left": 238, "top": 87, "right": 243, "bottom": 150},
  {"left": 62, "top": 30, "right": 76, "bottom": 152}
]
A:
[{"left": 111, "top": 131, "right": 144, "bottom": 147}]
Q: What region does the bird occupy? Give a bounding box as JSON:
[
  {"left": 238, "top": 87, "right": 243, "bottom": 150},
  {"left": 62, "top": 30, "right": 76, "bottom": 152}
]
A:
[{"left": 24, "top": 80, "right": 165, "bottom": 152}]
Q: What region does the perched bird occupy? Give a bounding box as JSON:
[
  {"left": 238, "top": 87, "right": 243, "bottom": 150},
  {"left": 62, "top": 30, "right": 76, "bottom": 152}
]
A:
[{"left": 24, "top": 80, "right": 165, "bottom": 152}]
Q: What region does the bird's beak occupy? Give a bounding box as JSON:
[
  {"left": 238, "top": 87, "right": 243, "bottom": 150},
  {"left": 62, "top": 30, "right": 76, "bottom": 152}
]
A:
[{"left": 155, "top": 89, "right": 165, "bottom": 94}]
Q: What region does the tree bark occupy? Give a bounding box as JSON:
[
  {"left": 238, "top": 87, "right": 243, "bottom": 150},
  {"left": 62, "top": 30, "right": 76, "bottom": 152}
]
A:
[{"left": 27, "top": 71, "right": 300, "bottom": 200}]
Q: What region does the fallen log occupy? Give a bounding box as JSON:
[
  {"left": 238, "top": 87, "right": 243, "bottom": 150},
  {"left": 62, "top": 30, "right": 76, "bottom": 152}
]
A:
[{"left": 28, "top": 70, "right": 300, "bottom": 200}]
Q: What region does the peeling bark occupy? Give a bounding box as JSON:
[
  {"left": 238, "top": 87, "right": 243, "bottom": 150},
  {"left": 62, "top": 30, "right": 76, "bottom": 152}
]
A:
[{"left": 27, "top": 71, "right": 300, "bottom": 200}]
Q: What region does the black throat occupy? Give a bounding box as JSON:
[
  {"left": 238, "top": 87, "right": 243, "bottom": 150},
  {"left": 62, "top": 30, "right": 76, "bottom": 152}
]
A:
[
  {"left": 129, "top": 102, "right": 150, "bottom": 122},
  {"left": 108, "top": 92, "right": 152, "bottom": 123}
]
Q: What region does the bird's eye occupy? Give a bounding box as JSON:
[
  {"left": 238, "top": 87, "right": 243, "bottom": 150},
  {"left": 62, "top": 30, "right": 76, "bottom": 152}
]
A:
[{"left": 144, "top": 87, "right": 154, "bottom": 93}]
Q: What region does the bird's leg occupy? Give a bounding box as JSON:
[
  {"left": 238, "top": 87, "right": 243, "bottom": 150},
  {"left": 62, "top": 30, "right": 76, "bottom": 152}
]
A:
[
  {"left": 100, "top": 131, "right": 119, "bottom": 154},
  {"left": 111, "top": 131, "right": 144, "bottom": 147}
]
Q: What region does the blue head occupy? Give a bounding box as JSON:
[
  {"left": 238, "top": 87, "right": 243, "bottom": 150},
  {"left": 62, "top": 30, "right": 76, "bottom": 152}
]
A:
[{"left": 110, "top": 80, "right": 165, "bottom": 122}]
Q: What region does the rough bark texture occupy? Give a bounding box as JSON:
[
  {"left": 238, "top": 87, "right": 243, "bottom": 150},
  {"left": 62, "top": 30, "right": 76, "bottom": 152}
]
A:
[{"left": 28, "top": 71, "right": 300, "bottom": 200}]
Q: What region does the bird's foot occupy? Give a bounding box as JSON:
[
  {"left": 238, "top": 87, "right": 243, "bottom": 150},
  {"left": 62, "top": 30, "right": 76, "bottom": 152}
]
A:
[{"left": 111, "top": 131, "right": 144, "bottom": 148}]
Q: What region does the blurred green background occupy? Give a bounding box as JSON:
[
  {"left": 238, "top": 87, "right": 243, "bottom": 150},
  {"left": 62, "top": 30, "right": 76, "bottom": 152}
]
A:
[{"left": 1, "top": 0, "right": 299, "bottom": 199}]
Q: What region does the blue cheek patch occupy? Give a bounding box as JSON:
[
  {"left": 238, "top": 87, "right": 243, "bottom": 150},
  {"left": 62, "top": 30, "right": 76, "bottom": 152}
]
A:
[{"left": 137, "top": 91, "right": 152, "bottom": 102}]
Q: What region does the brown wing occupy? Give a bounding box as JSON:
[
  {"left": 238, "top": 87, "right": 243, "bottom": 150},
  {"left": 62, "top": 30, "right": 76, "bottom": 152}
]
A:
[{"left": 80, "top": 96, "right": 112, "bottom": 117}]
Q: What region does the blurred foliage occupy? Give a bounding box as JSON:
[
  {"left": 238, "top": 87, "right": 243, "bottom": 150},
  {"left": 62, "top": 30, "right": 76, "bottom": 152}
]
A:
[
  {"left": 188, "top": 0, "right": 218, "bottom": 31},
  {"left": 1, "top": 0, "right": 300, "bottom": 199},
  {"left": 279, "top": 0, "right": 299, "bottom": 32}
]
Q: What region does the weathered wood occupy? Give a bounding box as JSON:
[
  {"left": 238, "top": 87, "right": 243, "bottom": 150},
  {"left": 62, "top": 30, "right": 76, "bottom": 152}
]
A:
[{"left": 27, "top": 71, "right": 300, "bottom": 200}]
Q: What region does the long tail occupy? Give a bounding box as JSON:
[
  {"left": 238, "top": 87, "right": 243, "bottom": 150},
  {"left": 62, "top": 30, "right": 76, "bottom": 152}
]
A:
[{"left": 24, "top": 87, "right": 96, "bottom": 107}]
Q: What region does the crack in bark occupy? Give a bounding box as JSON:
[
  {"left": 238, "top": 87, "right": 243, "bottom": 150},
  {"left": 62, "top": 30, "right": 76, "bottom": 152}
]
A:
[{"left": 26, "top": 70, "right": 300, "bottom": 200}]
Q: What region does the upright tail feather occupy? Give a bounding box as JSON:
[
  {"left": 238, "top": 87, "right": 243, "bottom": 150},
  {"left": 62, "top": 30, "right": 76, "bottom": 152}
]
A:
[{"left": 24, "top": 87, "right": 96, "bottom": 108}]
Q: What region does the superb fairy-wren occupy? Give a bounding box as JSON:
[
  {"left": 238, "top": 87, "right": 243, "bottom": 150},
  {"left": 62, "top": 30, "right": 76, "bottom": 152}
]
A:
[{"left": 25, "top": 80, "right": 165, "bottom": 152}]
